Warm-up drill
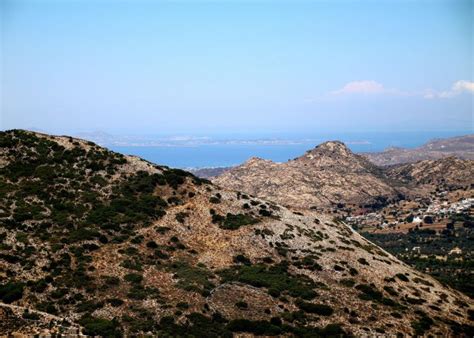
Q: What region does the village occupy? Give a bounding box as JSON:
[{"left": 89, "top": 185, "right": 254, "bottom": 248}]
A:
[{"left": 344, "top": 190, "right": 473, "bottom": 234}]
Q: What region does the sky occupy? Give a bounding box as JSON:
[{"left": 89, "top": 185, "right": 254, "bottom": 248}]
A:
[{"left": 1, "top": 0, "right": 473, "bottom": 136}]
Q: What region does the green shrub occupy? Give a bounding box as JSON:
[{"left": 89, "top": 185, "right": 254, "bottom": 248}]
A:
[
  {"left": 22, "top": 309, "right": 40, "bottom": 320},
  {"left": 79, "top": 316, "right": 121, "bottom": 337},
  {"left": 175, "top": 212, "right": 189, "bottom": 223},
  {"left": 340, "top": 279, "right": 356, "bottom": 287},
  {"left": 157, "top": 313, "right": 231, "bottom": 337},
  {"left": 383, "top": 286, "right": 398, "bottom": 296},
  {"left": 220, "top": 262, "right": 317, "bottom": 300},
  {"left": 295, "top": 300, "right": 333, "bottom": 316},
  {"left": 103, "top": 276, "right": 120, "bottom": 286},
  {"left": 209, "top": 196, "right": 221, "bottom": 204},
  {"left": 235, "top": 301, "right": 248, "bottom": 309},
  {"left": 166, "top": 261, "right": 215, "bottom": 294},
  {"left": 356, "top": 284, "right": 397, "bottom": 307},
  {"left": 349, "top": 267, "right": 359, "bottom": 276},
  {"left": 0, "top": 282, "right": 24, "bottom": 303},
  {"left": 411, "top": 313, "right": 433, "bottom": 336},
  {"left": 156, "top": 226, "right": 171, "bottom": 234},
  {"left": 233, "top": 254, "right": 251, "bottom": 265},
  {"left": 405, "top": 296, "right": 425, "bottom": 305},
  {"left": 107, "top": 298, "right": 124, "bottom": 307},
  {"left": 127, "top": 285, "right": 159, "bottom": 300},
  {"left": 219, "top": 213, "right": 259, "bottom": 230},
  {"left": 293, "top": 256, "right": 322, "bottom": 271},
  {"left": 226, "top": 319, "right": 282, "bottom": 335},
  {"left": 124, "top": 273, "right": 143, "bottom": 284},
  {"left": 395, "top": 273, "right": 409, "bottom": 282}
]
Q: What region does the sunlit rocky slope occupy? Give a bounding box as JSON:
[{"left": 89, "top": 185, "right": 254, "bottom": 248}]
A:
[{"left": 214, "top": 141, "right": 400, "bottom": 210}]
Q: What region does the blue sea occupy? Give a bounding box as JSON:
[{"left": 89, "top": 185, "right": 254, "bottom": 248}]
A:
[{"left": 109, "top": 131, "right": 471, "bottom": 169}]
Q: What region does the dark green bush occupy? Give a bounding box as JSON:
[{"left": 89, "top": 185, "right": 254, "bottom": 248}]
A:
[
  {"left": 340, "top": 279, "right": 356, "bottom": 287},
  {"left": 296, "top": 300, "right": 333, "bottom": 316},
  {"left": 219, "top": 213, "right": 259, "bottom": 230},
  {"left": 411, "top": 313, "right": 433, "bottom": 336},
  {"left": 107, "top": 298, "right": 124, "bottom": 307},
  {"left": 235, "top": 301, "right": 248, "bottom": 309},
  {"left": 166, "top": 261, "right": 215, "bottom": 294},
  {"left": 226, "top": 319, "right": 282, "bottom": 335},
  {"left": 79, "top": 316, "right": 121, "bottom": 337},
  {"left": 233, "top": 254, "right": 251, "bottom": 265},
  {"left": 124, "top": 273, "right": 143, "bottom": 284},
  {"left": 383, "top": 286, "right": 398, "bottom": 296},
  {"left": 0, "top": 282, "right": 24, "bottom": 303},
  {"left": 220, "top": 262, "right": 317, "bottom": 300},
  {"left": 395, "top": 273, "right": 409, "bottom": 282},
  {"left": 22, "top": 309, "right": 40, "bottom": 320},
  {"left": 356, "top": 284, "right": 397, "bottom": 307},
  {"left": 209, "top": 196, "right": 221, "bottom": 204}
]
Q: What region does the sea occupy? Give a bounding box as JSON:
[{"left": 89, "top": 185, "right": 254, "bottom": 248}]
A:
[{"left": 109, "top": 130, "right": 471, "bottom": 169}]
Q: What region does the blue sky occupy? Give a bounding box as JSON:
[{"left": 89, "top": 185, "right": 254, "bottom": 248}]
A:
[{"left": 1, "top": 0, "right": 473, "bottom": 135}]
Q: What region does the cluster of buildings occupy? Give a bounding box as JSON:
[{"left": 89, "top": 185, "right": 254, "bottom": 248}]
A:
[
  {"left": 345, "top": 212, "right": 383, "bottom": 228},
  {"left": 345, "top": 196, "right": 473, "bottom": 231},
  {"left": 426, "top": 198, "right": 474, "bottom": 215}
]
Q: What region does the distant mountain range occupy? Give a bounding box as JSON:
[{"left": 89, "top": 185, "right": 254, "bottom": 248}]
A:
[{"left": 363, "top": 134, "right": 474, "bottom": 166}]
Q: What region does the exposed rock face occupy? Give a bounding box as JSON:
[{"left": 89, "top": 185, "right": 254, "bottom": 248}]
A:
[
  {"left": 0, "top": 130, "right": 473, "bottom": 336},
  {"left": 364, "top": 134, "right": 474, "bottom": 166},
  {"left": 214, "top": 141, "right": 399, "bottom": 209}
]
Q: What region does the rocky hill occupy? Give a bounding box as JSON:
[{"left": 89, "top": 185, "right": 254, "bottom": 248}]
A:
[
  {"left": 364, "top": 134, "right": 474, "bottom": 166},
  {"left": 386, "top": 157, "right": 474, "bottom": 190},
  {"left": 213, "top": 141, "right": 400, "bottom": 210},
  {"left": 0, "top": 130, "right": 473, "bottom": 336}
]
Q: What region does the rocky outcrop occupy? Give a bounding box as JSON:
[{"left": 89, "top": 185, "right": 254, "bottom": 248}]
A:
[{"left": 214, "top": 141, "right": 399, "bottom": 209}]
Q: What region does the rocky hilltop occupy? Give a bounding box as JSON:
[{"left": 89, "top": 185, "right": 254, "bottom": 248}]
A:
[
  {"left": 364, "top": 134, "right": 474, "bottom": 166},
  {"left": 214, "top": 141, "right": 400, "bottom": 209},
  {"left": 1, "top": 130, "right": 473, "bottom": 336}
]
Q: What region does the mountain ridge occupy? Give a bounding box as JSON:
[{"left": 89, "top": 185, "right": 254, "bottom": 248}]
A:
[{"left": 213, "top": 140, "right": 400, "bottom": 210}]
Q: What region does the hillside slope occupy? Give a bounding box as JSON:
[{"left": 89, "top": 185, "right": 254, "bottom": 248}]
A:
[
  {"left": 0, "top": 130, "right": 472, "bottom": 336},
  {"left": 386, "top": 157, "right": 474, "bottom": 189},
  {"left": 214, "top": 141, "right": 400, "bottom": 209}
]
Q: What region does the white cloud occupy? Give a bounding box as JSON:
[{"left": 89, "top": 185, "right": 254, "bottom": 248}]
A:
[
  {"left": 325, "top": 80, "right": 474, "bottom": 100},
  {"left": 330, "top": 80, "right": 387, "bottom": 95},
  {"left": 305, "top": 80, "right": 474, "bottom": 103},
  {"left": 436, "top": 80, "right": 474, "bottom": 99}
]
